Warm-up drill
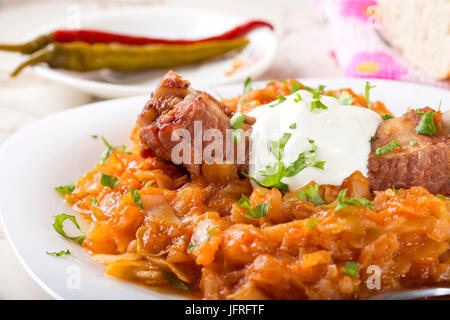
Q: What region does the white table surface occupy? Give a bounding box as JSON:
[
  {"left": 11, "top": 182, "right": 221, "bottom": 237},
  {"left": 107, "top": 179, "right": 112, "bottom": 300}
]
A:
[{"left": 0, "top": 0, "right": 339, "bottom": 300}]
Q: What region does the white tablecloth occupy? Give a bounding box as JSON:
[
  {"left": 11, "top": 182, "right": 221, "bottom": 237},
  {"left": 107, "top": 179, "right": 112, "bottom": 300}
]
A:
[{"left": 0, "top": 0, "right": 339, "bottom": 299}]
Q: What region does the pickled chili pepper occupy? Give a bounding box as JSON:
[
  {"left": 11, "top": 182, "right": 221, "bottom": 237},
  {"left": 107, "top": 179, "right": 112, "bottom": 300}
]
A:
[
  {"left": 0, "top": 20, "right": 272, "bottom": 54},
  {"left": 10, "top": 38, "right": 250, "bottom": 77}
]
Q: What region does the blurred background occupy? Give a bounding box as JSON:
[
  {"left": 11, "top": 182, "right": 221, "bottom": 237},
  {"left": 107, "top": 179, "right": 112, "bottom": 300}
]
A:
[{"left": 0, "top": 0, "right": 448, "bottom": 299}]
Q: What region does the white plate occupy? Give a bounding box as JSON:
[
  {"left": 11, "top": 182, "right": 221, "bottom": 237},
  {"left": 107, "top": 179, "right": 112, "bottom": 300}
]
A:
[
  {"left": 24, "top": 6, "right": 276, "bottom": 99},
  {"left": 0, "top": 78, "right": 448, "bottom": 300}
]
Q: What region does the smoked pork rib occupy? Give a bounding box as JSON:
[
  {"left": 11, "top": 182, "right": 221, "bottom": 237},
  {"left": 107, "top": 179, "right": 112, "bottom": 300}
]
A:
[
  {"left": 137, "top": 71, "right": 251, "bottom": 176},
  {"left": 368, "top": 107, "right": 449, "bottom": 194}
]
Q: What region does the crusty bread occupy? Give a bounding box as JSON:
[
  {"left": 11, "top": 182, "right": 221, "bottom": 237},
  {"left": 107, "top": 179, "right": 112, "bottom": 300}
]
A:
[{"left": 378, "top": 0, "right": 450, "bottom": 80}]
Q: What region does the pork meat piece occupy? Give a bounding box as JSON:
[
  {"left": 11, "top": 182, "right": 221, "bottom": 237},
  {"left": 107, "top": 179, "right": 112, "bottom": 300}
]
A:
[
  {"left": 368, "top": 107, "right": 449, "bottom": 194},
  {"left": 137, "top": 71, "right": 252, "bottom": 176}
]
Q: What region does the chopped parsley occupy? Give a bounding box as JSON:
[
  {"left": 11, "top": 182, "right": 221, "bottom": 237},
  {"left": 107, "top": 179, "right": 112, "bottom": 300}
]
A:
[
  {"left": 146, "top": 181, "right": 153, "bottom": 187},
  {"left": 245, "top": 139, "right": 325, "bottom": 191},
  {"left": 90, "top": 198, "right": 98, "bottom": 207},
  {"left": 365, "top": 81, "right": 375, "bottom": 109},
  {"left": 409, "top": 139, "right": 418, "bottom": 146},
  {"left": 369, "top": 136, "right": 376, "bottom": 143},
  {"left": 392, "top": 185, "right": 398, "bottom": 194},
  {"left": 297, "top": 184, "right": 325, "bottom": 205},
  {"left": 436, "top": 194, "right": 450, "bottom": 200},
  {"left": 344, "top": 261, "right": 360, "bottom": 276},
  {"left": 100, "top": 174, "right": 120, "bottom": 190},
  {"left": 243, "top": 77, "right": 252, "bottom": 93},
  {"left": 91, "top": 135, "right": 98, "bottom": 139},
  {"left": 99, "top": 137, "right": 115, "bottom": 164},
  {"left": 369, "top": 228, "right": 377, "bottom": 233},
  {"left": 130, "top": 188, "right": 143, "bottom": 208},
  {"left": 338, "top": 91, "right": 354, "bottom": 105},
  {"left": 290, "top": 81, "right": 302, "bottom": 94},
  {"left": 289, "top": 122, "right": 297, "bottom": 129},
  {"left": 52, "top": 214, "right": 85, "bottom": 245},
  {"left": 381, "top": 114, "right": 394, "bottom": 120},
  {"left": 294, "top": 93, "right": 303, "bottom": 103},
  {"left": 310, "top": 90, "right": 328, "bottom": 112},
  {"left": 415, "top": 111, "right": 436, "bottom": 136},
  {"left": 237, "top": 194, "right": 270, "bottom": 219},
  {"left": 307, "top": 217, "right": 318, "bottom": 229},
  {"left": 187, "top": 225, "right": 220, "bottom": 250},
  {"left": 230, "top": 111, "right": 245, "bottom": 144},
  {"left": 161, "top": 270, "right": 189, "bottom": 291},
  {"left": 269, "top": 96, "right": 287, "bottom": 108},
  {"left": 334, "top": 189, "right": 375, "bottom": 213},
  {"left": 270, "top": 133, "right": 292, "bottom": 160},
  {"left": 54, "top": 182, "right": 76, "bottom": 195},
  {"left": 375, "top": 139, "right": 400, "bottom": 156},
  {"left": 46, "top": 249, "right": 71, "bottom": 257}
]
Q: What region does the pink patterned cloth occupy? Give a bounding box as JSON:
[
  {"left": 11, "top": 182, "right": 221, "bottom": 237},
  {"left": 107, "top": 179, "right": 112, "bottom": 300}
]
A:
[{"left": 315, "top": 0, "right": 450, "bottom": 90}]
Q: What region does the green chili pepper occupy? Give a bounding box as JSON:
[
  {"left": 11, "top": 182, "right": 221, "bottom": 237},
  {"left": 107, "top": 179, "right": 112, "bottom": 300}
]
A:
[
  {"left": 10, "top": 38, "right": 249, "bottom": 77},
  {"left": 0, "top": 34, "right": 53, "bottom": 54}
]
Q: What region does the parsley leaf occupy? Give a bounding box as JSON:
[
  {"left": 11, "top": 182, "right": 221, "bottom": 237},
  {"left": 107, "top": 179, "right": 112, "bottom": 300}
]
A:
[
  {"left": 307, "top": 217, "right": 318, "bottom": 229},
  {"left": 334, "top": 189, "right": 375, "bottom": 213},
  {"left": 243, "top": 77, "right": 252, "bottom": 93},
  {"left": 101, "top": 174, "right": 120, "bottom": 190},
  {"left": 187, "top": 225, "right": 220, "bottom": 250},
  {"left": 344, "top": 261, "right": 360, "bottom": 276},
  {"left": 436, "top": 194, "right": 450, "bottom": 200},
  {"left": 381, "top": 114, "right": 394, "bottom": 120},
  {"left": 369, "top": 136, "right": 376, "bottom": 143},
  {"left": 290, "top": 81, "right": 302, "bottom": 93},
  {"left": 54, "top": 182, "right": 76, "bottom": 195},
  {"left": 269, "top": 96, "right": 287, "bottom": 108},
  {"left": 130, "top": 188, "right": 143, "bottom": 208},
  {"left": 52, "top": 214, "right": 85, "bottom": 245},
  {"left": 365, "top": 81, "right": 375, "bottom": 109},
  {"left": 161, "top": 270, "right": 189, "bottom": 291},
  {"left": 99, "top": 137, "right": 115, "bottom": 164},
  {"left": 285, "top": 139, "right": 325, "bottom": 177},
  {"left": 90, "top": 198, "right": 98, "bottom": 207},
  {"left": 289, "top": 122, "right": 297, "bottom": 129},
  {"left": 310, "top": 100, "right": 328, "bottom": 112},
  {"left": 297, "top": 184, "right": 325, "bottom": 205},
  {"left": 338, "top": 91, "right": 354, "bottom": 105},
  {"left": 230, "top": 111, "right": 245, "bottom": 144},
  {"left": 270, "top": 133, "right": 291, "bottom": 160},
  {"left": 237, "top": 195, "right": 270, "bottom": 219},
  {"left": 294, "top": 93, "right": 303, "bottom": 103},
  {"left": 409, "top": 139, "right": 418, "bottom": 146},
  {"left": 415, "top": 111, "right": 436, "bottom": 136},
  {"left": 375, "top": 139, "right": 400, "bottom": 156},
  {"left": 46, "top": 249, "right": 71, "bottom": 257}
]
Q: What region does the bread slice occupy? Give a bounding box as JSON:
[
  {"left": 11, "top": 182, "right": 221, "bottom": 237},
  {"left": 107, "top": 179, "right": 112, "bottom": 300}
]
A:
[{"left": 378, "top": 0, "right": 450, "bottom": 79}]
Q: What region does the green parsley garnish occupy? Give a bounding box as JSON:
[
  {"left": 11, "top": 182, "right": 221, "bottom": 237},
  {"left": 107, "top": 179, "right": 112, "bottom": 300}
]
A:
[
  {"left": 334, "top": 189, "right": 375, "bottom": 213},
  {"left": 381, "top": 114, "right": 394, "bottom": 120},
  {"left": 100, "top": 174, "right": 120, "bottom": 190},
  {"left": 307, "top": 217, "right": 318, "bottom": 229},
  {"left": 310, "top": 90, "right": 328, "bottom": 112},
  {"left": 415, "top": 111, "right": 436, "bottom": 136},
  {"left": 161, "top": 270, "right": 189, "bottom": 291},
  {"left": 230, "top": 111, "right": 245, "bottom": 144},
  {"left": 364, "top": 81, "right": 375, "bottom": 109},
  {"left": 392, "top": 185, "right": 398, "bottom": 194},
  {"left": 130, "top": 188, "right": 143, "bottom": 208},
  {"left": 375, "top": 139, "right": 400, "bottom": 156},
  {"left": 289, "top": 123, "right": 297, "bottom": 129},
  {"left": 90, "top": 198, "right": 98, "bottom": 207},
  {"left": 409, "top": 139, "right": 418, "bottom": 146},
  {"left": 91, "top": 135, "right": 98, "bottom": 139},
  {"left": 239, "top": 98, "right": 246, "bottom": 105},
  {"left": 46, "top": 249, "right": 71, "bottom": 257},
  {"left": 436, "top": 194, "right": 450, "bottom": 200},
  {"left": 99, "top": 137, "right": 115, "bottom": 164},
  {"left": 269, "top": 96, "right": 287, "bottom": 108},
  {"left": 243, "top": 77, "right": 252, "bottom": 93},
  {"left": 54, "top": 182, "right": 76, "bottom": 195},
  {"left": 146, "top": 181, "right": 153, "bottom": 187},
  {"left": 369, "top": 136, "right": 376, "bottom": 143},
  {"left": 344, "top": 261, "right": 360, "bottom": 276},
  {"left": 369, "top": 228, "right": 377, "bottom": 233},
  {"left": 290, "top": 81, "right": 302, "bottom": 93},
  {"left": 237, "top": 195, "right": 270, "bottom": 219},
  {"left": 52, "top": 214, "right": 85, "bottom": 245},
  {"left": 187, "top": 225, "right": 220, "bottom": 250},
  {"left": 285, "top": 139, "right": 326, "bottom": 177},
  {"left": 270, "top": 133, "right": 292, "bottom": 160},
  {"left": 338, "top": 91, "right": 354, "bottom": 105},
  {"left": 294, "top": 93, "right": 303, "bottom": 103},
  {"left": 297, "top": 184, "right": 325, "bottom": 205}
]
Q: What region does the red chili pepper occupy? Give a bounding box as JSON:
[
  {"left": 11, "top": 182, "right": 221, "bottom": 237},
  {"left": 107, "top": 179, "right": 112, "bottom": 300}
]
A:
[{"left": 52, "top": 20, "right": 273, "bottom": 45}]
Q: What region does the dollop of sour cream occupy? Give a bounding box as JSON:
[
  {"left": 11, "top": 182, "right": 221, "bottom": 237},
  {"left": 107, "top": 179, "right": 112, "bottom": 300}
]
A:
[{"left": 248, "top": 90, "right": 382, "bottom": 191}]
